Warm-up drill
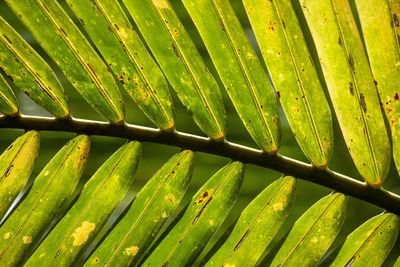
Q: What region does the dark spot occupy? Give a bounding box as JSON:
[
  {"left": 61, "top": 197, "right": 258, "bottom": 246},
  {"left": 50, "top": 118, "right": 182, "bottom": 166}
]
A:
[
  {"left": 394, "top": 13, "right": 399, "bottom": 27},
  {"left": 171, "top": 44, "right": 179, "bottom": 58},
  {"left": 195, "top": 191, "right": 209, "bottom": 204},
  {"left": 79, "top": 18, "right": 85, "bottom": 26},
  {"left": 234, "top": 230, "right": 250, "bottom": 251},
  {"left": 269, "top": 21, "right": 276, "bottom": 31},
  {"left": 219, "top": 19, "right": 226, "bottom": 31},
  {"left": 349, "top": 82, "right": 354, "bottom": 96},
  {"left": 2, "top": 34, "right": 12, "bottom": 44},
  {"left": 395, "top": 93, "right": 399, "bottom": 100},
  {"left": 114, "top": 23, "right": 120, "bottom": 30},
  {"left": 4, "top": 164, "right": 13, "bottom": 177},
  {"left": 281, "top": 19, "right": 286, "bottom": 29},
  {"left": 192, "top": 196, "right": 212, "bottom": 224},
  {"left": 276, "top": 91, "right": 280, "bottom": 98},
  {"left": 338, "top": 36, "right": 343, "bottom": 47},
  {"left": 374, "top": 80, "right": 378, "bottom": 86},
  {"left": 58, "top": 27, "right": 67, "bottom": 37},
  {"left": 360, "top": 93, "right": 367, "bottom": 112},
  {"left": 348, "top": 54, "right": 355, "bottom": 72},
  {"left": 55, "top": 248, "right": 61, "bottom": 258}
]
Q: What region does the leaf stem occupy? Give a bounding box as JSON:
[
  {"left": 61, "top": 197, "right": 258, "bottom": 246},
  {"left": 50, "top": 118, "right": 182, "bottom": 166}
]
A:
[{"left": 0, "top": 114, "right": 399, "bottom": 214}]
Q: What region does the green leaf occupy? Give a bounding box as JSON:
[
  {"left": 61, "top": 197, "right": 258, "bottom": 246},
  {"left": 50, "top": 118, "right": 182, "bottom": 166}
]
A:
[
  {"left": 143, "top": 161, "right": 244, "bottom": 266},
  {"left": 0, "top": 135, "right": 90, "bottom": 267},
  {"left": 183, "top": 0, "right": 280, "bottom": 153},
  {"left": 395, "top": 256, "right": 400, "bottom": 267},
  {"left": 0, "top": 131, "right": 39, "bottom": 219},
  {"left": 5, "top": 0, "right": 124, "bottom": 123},
  {"left": 65, "top": 0, "right": 175, "bottom": 131},
  {"left": 356, "top": 0, "right": 400, "bottom": 175},
  {"left": 331, "top": 213, "right": 399, "bottom": 267},
  {"left": 85, "top": 150, "right": 195, "bottom": 266},
  {"left": 123, "top": 0, "right": 226, "bottom": 140},
  {"left": 300, "top": 0, "right": 391, "bottom": 186},
  {"left": 25, "top": 141, "right": 142, "bottom": 267},
  {"left": 242, "top": 0, "right": 334, "bottom": 167},
  {"left": 206, "top": 176, "right": 296, "bottom": 266},
  {"left": 0, "top": 74, "right": 18, "bottom": 116},
  {"left": 0, "top": 16, "right": 69, "bottom": 118},
  {"left": 271, "top": 193, "right": 347, "bottom": 267}
]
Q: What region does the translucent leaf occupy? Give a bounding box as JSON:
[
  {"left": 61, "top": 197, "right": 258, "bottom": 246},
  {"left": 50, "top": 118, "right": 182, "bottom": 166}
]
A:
[
  {"left": 331, "top": 213, "right": 399, "bottom": 267},
  {"left": 25, "top": 141, "right": 141, "bottom": 266},
  {"left": 123, "top": 0, "right": 226, "bottom": 140},
  {"left": 0, "top": 16, "right": 69, "bottom": 118},
  {"left": 206, "top": 176, "right": 296, "bottom": 266},
  {"left": 6, "top": 0, "right": 124, "bottom": 123},
  {"left": 65, "top": 0, "right": 175, "bottom": 131},
  {"left": 243, "top": 0, "right": 333, "bottom": 167},
  {"left": 0, "top": 135, "right": 90, "bottom": 267},
  {"left": 0, "top": 131, "right": 39, "bottom": 219},
  {"left": 85, "top": 150, "right": 195, "bottom": 266},
  {"left": 143, "top": 161, "right": 244, "bottom": 266},
  {"left": 300, "top": 0, "right": 391, "bottom": 186},
  {"left": 183, "top": 0, "right": 281, "bottom": 153},
  {"left": 271, "top": 193, "right": 347, "bottom": 267}
]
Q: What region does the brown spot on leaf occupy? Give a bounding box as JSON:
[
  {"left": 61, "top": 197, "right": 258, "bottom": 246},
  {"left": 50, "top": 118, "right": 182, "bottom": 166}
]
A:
[
  {"left": 349, "top": 82, "right": 354, "bottom": 96},
  {"left": 394, "top": 13, "right": 399, "bottom": 27},
  {"left": 394, "top": 93, "right": 399, "bottom": 100},
  {"left": 195, "top": 191, "right": 209, "bottom": 204}
]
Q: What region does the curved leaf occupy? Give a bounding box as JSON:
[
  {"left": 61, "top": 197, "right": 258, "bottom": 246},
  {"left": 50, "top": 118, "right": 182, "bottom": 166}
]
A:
[
  {"left": 85, "top": 150, "right": 194, "bottom": 266},
  {"left": 331, "top": 213, "right": 399, "bottom": 267},
  {"left": 143, "top": 161, "right": 244, "bottom": 266},
  {"left": 0, "top": 131, "right": 39, "bottom": 219},
  {"left": 0, "top": 74, "right": 18, "bottom": 116},
  {"left": 300, "top": 0, "right": 391, "bottom": 186},
  {"left": 0, "top": 16, "right": 69, "bottom": 118},
  {"left": 25, "top": 141, "right": 142, "bottom": 267},
  {"left": 0, "top": 135, "right": 90, "bottom": 267},
  {"left": 183, "top": 0, "right": 280, "bottom": 153},
  {"left": 5, "top": 0, "right": 124, "bottom": 123},
  {"left": 271, "top": 193, "right": 347, "bottom": 267},
  {"left": 65, "top": 0, "right": 175, "bottom": 131},
  {"left": 206, "top": 176, "right": 296, "bottom": 266},
  {"left": 123, "top": 0, "right": 226, "bottom": 140},
  {"left": 356, "top": 0, "right": 400, "bottom": 175},
  {"left": 242, "top": 0, "right": 333, "bottom": 167}
]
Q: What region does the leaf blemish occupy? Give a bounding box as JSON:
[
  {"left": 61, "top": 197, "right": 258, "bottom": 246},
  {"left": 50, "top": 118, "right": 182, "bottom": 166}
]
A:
[
  {"left": 123, "top": 246, "right": 139, "bottom": 257},
  {"left": 22, "top": 235, "right": 32, "bottom": 244},
  {"left": 394, "top": 14, "right": 399, "bottom": 27},
  {"left": 195, "top": 191, "right": 209, "bottom": 204},
  {"left": 192, "top": 196, "right": 213, "bottom": 224},
  {"left": 4, "top": 164, "right": 13, "bottom": 177},
  {"left": 348, "top": 54, "right": 355, "bottom": 72},
  {"left": 360, "top": 93, "right": 367, "bottom": 113},
  {"left": 72, "top": 221, "right": 95, "bottom": 246},
  {"left": 349, "top": 82, "right": 354, "bottom": 96}
]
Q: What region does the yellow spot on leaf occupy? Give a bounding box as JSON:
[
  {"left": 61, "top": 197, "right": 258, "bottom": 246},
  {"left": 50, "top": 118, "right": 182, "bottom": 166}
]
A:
[
  {"left": 273, "top": 198, "right": 286, "bottom": 211},
  {"left": 124, "top": 246, "right": 139, "bottom": 257},
  {"left": 311, "top": 236, "right": 318, "bottom": 243},
  {"left": 90, "top": 256, "right": 100, "bottom": 265},
  {"left": 162, "top": 211, "right": 167, "bottom": 218},
  {"left": 153, "top": 0, "right": 170, "bottom": 9},
  {"left": 22, "top": 236, "right": 32, "bottom": 244},
  {"left": 3, "top": 232, "right": 12, "bottom": 239},
  {"left": 72, "top": 221, "right": 96, "bottom": 246}
]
